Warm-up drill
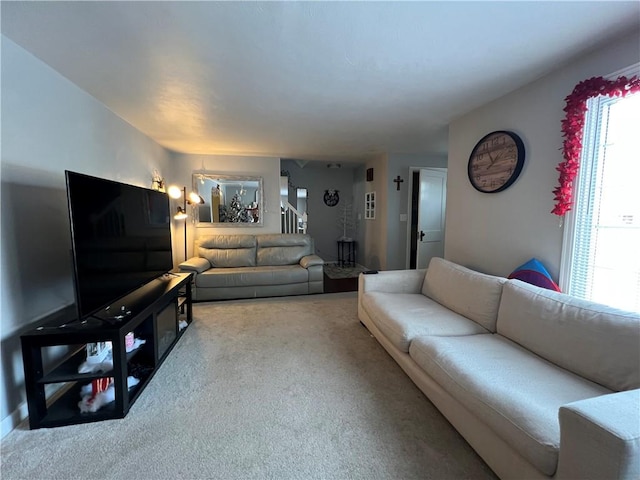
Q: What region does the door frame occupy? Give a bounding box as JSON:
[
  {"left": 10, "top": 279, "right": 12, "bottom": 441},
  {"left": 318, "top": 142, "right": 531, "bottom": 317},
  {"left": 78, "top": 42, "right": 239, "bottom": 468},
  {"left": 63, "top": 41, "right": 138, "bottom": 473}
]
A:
[{"left": 405, "top": 167, "right": 447, "bottom": 269}]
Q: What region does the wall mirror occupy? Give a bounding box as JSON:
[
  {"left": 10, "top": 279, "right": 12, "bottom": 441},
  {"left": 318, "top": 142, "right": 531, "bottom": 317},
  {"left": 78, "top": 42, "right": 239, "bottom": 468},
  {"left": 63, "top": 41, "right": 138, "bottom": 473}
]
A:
[{"left": 192, "top": 173, "right": 263, "bottom": 227}]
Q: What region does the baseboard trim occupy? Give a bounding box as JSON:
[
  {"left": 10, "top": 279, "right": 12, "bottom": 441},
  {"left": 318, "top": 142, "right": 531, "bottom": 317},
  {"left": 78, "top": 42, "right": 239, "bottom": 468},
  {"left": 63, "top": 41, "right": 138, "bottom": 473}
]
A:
[
  {"left": 2, "top": 383, "right": 67, "bottom": 438},
  {"left": 2, "top": 402, "right": 28, "bottom": 439}
]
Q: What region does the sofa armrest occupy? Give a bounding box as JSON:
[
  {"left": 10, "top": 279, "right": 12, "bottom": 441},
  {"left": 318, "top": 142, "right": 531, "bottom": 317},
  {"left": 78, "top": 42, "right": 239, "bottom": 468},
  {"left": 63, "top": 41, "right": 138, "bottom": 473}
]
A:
[
  {"left": 178, "top": 257, "right": 211, "bottom": 274},
  {"left": 300, "top": 254, "right": 323, "bottom": 268},
  {"left": 358, "top": 269, "right": 427, "bottom": 295},
  {"left": 556, "top": 389, "right": 640, "bottom": 480}
]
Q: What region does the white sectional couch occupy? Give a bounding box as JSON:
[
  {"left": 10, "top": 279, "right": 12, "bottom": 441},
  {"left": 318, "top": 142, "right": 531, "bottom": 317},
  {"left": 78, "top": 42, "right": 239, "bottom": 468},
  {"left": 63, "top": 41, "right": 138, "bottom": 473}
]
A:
[{"left": 358, "top": 257, "right": 640, "bottom": 480}]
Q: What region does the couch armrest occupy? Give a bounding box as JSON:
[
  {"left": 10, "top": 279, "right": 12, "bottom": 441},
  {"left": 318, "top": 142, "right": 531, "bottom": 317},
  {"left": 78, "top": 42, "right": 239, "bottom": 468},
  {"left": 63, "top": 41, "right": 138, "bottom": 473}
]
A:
[
  {"left": 556, "top": 389, "right": 640, "bottom": 480},
  {"left": 300, "top": 254, "right": 323, "bottom": 268},
  {"left": 178, "top": 257, "right": 211, "bottom": 274},
  {"left": 358, "top": 269, "right": 426, "bottom": 295}
]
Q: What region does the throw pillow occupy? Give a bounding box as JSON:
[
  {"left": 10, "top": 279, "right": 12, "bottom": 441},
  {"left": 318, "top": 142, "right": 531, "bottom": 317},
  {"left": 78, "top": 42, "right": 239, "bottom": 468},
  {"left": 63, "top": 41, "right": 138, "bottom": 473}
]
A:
[{"left": 508, "top": 258, "right": 561, "bottom": 292}]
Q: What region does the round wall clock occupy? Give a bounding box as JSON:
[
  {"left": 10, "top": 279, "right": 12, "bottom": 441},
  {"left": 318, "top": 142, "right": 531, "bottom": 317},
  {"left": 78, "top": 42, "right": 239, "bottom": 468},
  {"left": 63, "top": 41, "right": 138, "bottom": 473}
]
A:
[{"left": 467, "top": 131, "right": 525, "bottom": 193}]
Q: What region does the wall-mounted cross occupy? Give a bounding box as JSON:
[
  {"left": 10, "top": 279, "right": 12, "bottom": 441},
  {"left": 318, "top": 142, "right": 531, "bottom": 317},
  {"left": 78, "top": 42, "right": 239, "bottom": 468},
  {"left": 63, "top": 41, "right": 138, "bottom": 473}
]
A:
[{"left": 393, "top": 176, "right": 404, "bottom": 191}]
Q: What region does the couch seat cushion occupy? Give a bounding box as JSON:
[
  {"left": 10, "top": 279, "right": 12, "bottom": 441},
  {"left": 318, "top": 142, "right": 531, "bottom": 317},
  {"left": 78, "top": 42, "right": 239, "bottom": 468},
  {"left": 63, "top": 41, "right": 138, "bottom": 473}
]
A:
[
  {"left": 196, "top": 265, "right": 308, "bottom": 288},
  {"left": 410, "top": 334, "right": 611, "bottom": 476},
  {"left": 361, "top": 292, "right": 489, "bottom": 352}
]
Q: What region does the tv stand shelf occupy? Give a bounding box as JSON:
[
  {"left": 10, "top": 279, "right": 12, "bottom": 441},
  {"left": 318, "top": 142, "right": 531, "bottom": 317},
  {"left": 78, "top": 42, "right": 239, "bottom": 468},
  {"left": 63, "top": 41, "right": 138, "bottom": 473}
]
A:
[{"left": 21, "top": 272, "right": 193, "bottom": 429}]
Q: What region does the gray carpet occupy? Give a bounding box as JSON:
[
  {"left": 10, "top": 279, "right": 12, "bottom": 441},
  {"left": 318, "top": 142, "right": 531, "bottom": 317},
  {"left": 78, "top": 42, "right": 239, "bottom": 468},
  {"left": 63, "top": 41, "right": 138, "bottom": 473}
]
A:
[{"left": 1, "top": 293, "right": 496, "bottom": 480}]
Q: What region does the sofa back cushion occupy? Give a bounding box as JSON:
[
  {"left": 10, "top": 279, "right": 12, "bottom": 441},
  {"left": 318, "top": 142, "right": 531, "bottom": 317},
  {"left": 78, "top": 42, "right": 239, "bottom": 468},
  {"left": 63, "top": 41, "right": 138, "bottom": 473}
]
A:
[
  {"left": 197, "top": 235, "right": 256, "bottom": 267},
  {"left": 422, "top": 257, "right": 506, "bottom": 332},
  {"left": 257, "top": 234, "right": 313, "bottom": 266},
  {"left": 497, "top": 279, "right": 640, "bottom": 392}
]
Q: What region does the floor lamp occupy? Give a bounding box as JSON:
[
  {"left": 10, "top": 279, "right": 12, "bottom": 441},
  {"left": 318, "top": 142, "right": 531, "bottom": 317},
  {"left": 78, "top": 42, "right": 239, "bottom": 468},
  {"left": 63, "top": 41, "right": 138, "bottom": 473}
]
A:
[{"left": 168, "top": 185, "right": 204, "bottom": 262}]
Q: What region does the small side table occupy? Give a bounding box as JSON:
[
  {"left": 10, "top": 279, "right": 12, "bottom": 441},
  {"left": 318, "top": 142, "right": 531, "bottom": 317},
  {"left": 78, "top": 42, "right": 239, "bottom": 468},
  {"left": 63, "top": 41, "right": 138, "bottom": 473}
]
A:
[{"left": 337, "top": 240, "right": 356, "bottom": 267}]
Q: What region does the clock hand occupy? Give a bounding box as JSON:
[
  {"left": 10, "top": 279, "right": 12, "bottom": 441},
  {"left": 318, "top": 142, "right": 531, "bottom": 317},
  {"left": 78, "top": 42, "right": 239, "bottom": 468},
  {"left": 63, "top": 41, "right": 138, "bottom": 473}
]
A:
[{"left": 486, "top": 151, "right": 503, "bottom": 170}]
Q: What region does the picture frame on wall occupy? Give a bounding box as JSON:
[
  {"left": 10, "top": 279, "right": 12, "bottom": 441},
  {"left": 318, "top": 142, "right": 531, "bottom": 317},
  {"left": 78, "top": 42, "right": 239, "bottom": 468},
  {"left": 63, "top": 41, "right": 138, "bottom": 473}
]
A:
[{"left": 366, "top": 168, "right": 374, "bottom": 182}]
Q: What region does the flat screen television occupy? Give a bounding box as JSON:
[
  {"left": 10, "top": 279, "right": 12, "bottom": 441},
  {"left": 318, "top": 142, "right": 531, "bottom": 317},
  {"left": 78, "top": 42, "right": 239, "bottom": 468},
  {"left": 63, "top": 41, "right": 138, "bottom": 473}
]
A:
[{"left": 65, "top": 170, "right": 173, "bottom": 320}]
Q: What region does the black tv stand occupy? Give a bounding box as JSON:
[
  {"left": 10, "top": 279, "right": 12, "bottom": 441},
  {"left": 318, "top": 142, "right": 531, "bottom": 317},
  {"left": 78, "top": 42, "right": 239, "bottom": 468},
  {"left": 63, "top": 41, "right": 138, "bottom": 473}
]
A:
[{"left": 21, "top": 272, "right": 193, "bottom": 429}]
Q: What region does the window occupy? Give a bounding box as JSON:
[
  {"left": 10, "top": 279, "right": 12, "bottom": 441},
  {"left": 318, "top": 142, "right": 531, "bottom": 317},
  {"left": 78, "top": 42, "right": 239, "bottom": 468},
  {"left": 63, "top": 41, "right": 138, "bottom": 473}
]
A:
[{"left": 561, "top": 86, "right": 640, "bottom": 312}]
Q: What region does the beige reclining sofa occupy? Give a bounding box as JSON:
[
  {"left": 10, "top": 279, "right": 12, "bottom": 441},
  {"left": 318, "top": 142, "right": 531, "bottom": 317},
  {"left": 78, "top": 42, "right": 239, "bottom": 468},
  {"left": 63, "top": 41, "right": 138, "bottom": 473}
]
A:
[{"left": 179, "top": 233, "right": 324, "bottom": 301}]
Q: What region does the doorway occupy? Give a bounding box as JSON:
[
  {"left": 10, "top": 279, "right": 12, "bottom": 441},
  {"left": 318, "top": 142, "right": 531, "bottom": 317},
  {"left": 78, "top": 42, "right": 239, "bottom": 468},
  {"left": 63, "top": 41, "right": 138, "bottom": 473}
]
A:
[{"left": 408, "top": 168, "right": 447, "bottom": 269}]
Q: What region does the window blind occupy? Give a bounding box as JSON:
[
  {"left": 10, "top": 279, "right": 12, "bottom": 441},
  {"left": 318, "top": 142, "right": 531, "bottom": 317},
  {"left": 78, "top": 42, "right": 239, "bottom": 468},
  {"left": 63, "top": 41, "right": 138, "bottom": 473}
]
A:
[{"left": 568, "top": 92, "right": 640, "bottom": 312}]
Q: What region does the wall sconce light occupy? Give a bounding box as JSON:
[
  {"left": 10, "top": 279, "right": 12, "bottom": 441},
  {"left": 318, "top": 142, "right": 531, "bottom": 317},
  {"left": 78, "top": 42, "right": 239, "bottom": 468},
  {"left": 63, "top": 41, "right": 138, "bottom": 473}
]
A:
[{"left": 151, "top": 169, "right": 165, "bottom": 192}]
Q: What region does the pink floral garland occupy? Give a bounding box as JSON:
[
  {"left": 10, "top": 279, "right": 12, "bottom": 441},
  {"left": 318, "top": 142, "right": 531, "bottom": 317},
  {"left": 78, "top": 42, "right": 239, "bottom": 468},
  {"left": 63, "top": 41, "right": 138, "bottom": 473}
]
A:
[{"left": 552, "top": 75, "right": 640, "bottom": 216}]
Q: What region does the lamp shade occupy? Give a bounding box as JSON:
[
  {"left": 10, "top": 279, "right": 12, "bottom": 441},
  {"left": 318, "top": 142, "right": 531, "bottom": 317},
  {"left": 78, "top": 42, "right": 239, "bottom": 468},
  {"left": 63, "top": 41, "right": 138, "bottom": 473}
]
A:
[
  {"left": 188, "top": 191, "right": 205, "bottom": 204},
  {"left": 174, "top": 206, "right": 188, "bottom": 220},
  {"left": 168, "top": 185, "right": 183, "bottom": 199}
]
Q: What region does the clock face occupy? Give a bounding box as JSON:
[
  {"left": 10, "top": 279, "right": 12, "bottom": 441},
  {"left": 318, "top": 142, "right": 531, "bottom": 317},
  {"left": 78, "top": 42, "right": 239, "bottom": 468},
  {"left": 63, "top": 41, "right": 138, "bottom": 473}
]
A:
[{"left": 468, "top": 131, "right": 525, "bottom": 193}]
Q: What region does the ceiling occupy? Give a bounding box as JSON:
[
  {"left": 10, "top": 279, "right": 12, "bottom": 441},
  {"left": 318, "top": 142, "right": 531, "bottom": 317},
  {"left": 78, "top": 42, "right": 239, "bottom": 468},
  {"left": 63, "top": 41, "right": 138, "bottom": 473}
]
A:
[{"left": 2, "top": 1, "right": 639, "bottom": 162}]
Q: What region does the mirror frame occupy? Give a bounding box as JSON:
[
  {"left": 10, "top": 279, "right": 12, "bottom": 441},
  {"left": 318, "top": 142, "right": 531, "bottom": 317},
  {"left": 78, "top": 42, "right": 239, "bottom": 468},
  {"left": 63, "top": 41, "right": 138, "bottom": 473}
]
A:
[{"left": 193, "top": 172, "right": 264, "bottom": 227}]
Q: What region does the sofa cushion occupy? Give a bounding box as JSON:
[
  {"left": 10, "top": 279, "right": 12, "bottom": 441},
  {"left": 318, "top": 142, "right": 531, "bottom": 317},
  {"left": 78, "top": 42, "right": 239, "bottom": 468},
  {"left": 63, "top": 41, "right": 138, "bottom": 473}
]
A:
[
  {"left": 256, "top": 234, "right": 313, "bottom": 266},
  {"left": 197, "top": 235, "right": 257, "bottom": 268},
  {"left": 361, "top": 292, "right": 489, "bottom": 352},
  {"left": 422, "top": 257, "right": 506, "bottom": 332},
  {"left": 497, "top": 280, "right": 640, "bottom": 392},
  {"left": 410, "top": 334, "right": 611, "bottom": 476},
  {"left": 196, "top": 265, "right": 308, "bottom": 288}
]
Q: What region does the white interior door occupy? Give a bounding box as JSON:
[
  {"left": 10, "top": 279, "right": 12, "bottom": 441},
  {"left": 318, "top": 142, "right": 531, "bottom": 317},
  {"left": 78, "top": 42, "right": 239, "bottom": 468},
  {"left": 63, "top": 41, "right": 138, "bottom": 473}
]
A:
[{"left": 417, "top": 169, "right": 447, "bottom": 269}]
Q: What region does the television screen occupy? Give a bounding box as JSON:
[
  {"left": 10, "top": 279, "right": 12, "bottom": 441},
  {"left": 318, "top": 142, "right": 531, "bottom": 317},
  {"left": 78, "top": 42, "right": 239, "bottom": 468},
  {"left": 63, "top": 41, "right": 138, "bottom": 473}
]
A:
[{"left": 65, "top": 171, "right": 173, "bottom": 320}]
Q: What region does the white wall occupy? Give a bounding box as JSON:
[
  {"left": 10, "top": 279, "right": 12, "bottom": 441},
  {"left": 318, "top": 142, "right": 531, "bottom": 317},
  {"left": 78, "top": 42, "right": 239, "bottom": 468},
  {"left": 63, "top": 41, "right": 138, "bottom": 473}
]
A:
[
  {"left": 445, "top": 30, "right": 640, "bottom": 279},
  {"left": 280, "top": 160, "right": 359, "bottom": 263},
  {"left": 356, "top": 153, "right": 448, "bottom": 271},
  {"left": 361, "top": 154, "right": 388, "bottom": 270},
  {"left": 386, "top": 153, "right": 447, "bottom": 270},
  {"left": 168, "top": 153, "right": 281, "bottom": 262},
  {"left": 0, "top": 36, "right": 173, "bottom": 436}
]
